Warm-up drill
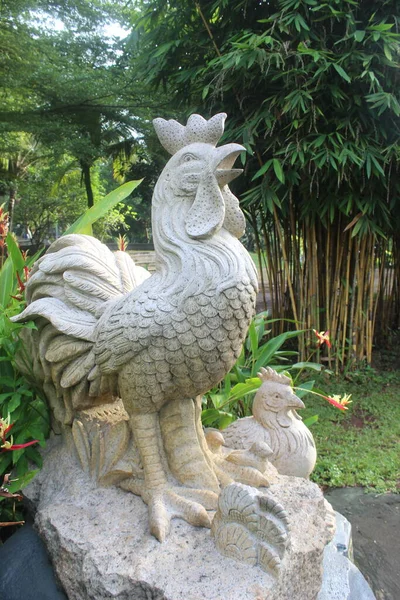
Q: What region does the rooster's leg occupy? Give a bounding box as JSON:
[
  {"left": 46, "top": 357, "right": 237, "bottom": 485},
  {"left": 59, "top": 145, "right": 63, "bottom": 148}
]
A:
[
  {"left": 160, "top": 396, "right": 270, "bottom": 490},
  {"left": 120, "top": 411, "right": 216, "bottom": 541},
  {"left": 159, "top": 397, "right": 220, "bottom": 492}
]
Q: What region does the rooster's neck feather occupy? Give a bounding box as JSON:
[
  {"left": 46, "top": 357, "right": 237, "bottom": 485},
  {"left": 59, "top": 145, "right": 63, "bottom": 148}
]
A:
[{"left": 149, "top": 180, "right": 258, "bottom": 301}]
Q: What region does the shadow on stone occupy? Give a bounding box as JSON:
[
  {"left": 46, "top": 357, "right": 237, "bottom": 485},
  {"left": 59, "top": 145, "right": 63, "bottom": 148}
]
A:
[{"left": 0, "top": 523, "right": 67, "bottom": 600}]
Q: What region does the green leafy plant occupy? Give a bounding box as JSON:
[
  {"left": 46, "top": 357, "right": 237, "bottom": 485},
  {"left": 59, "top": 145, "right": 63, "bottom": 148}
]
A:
[
  {"left": 0, "top": 219, "right": 50, "bottom": 533},
  {"left": 64, "top": 179, "right": 142, "bottom": 235},
  {"left": 202, "top": 312, "right": 327, "bottom": 429},
  {"left": 0, "top": 179, "right": 143, "bottom": 533},
  {"left": 137, "top": 0, "right": 400, "bottom": 367}
]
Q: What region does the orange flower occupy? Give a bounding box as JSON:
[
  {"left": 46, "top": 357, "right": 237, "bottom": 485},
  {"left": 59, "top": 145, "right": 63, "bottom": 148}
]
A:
[
  {"left": 313, "top": 329, "right": 332, "bottom": 348},
  {"left": 324, "top": 394, "right": 352, "bottom": 411},
  {"left": 0, "top": 415, "right": 13, "bottom": 439},
  {"left": 117, "top": 234, "right": 128, "bottom": 252},
  {"left": 0, "top": 414, "right": 38, "bottom": 452}
]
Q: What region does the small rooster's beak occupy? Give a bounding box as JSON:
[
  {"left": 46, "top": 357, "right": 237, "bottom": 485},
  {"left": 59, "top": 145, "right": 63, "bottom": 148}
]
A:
[
  {"left": 289, "top": 395, "right": 305, "bottom": 410},
  {"left": 213, "top": 143, "right": 245, "bottom": 186}
]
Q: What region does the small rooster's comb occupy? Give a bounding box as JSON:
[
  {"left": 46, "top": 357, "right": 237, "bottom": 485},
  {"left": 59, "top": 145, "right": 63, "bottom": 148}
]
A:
[
  {"left": 153, "top": 113, "right": 227, "bottom": 155},
  {"left": 258, "top": 367, "right": 291, "bottom": 387}
]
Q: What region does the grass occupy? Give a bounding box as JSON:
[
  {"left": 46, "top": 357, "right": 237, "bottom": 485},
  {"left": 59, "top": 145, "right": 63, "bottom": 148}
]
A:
[
  {"left": 249, "top": 251, "right": 266, "bottom": 271},
  {"left": 303, "top": 368, "right": 400, "bottom": 493}
]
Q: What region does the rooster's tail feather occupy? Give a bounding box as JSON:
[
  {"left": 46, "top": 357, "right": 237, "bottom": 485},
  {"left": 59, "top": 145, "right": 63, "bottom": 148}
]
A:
[{"left": 12, "top": 234, "right": 150, "bottom": 424}]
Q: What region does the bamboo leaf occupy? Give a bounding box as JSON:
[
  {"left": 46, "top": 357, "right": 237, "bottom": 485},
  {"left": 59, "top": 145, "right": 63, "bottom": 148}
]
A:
[
  {"left": 383, "top": 45, "right": 393, "bottom": 61},
  {"left": 252, "top": 159, "right": 272, "bottom": 180},
  {"left": 332, "top": 63, "right": 351, "bottom": 83},
  {"left": 365, "top": 154, "right": 372, "bottom": 178},
  {"left": 273, "top": 158, "right": 285, "bottom": 183},
  {"left": 344, "top": 212, "right": 362, "bottom": 232},
  {"left": 370, "top": 155, "right": 385, "bottom": 177}
]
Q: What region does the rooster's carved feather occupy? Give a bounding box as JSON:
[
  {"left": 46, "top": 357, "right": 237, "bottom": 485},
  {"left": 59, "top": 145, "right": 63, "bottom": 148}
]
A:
[{"left": 13, "top": 113, "right": 263, "bottom": 541}]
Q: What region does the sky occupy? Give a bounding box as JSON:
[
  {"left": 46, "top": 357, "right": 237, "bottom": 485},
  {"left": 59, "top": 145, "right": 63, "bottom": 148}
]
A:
[{"left": 30, "top": 10, "right": 129, "bottom": 40}]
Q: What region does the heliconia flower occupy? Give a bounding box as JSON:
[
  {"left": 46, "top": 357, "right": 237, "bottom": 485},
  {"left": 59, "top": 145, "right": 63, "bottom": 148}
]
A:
[
  {"left": 0, "top": 206, "right": 9, "bottom": 238},
  {"left": 324, "top": 393, "right": 352, "bottom": 411},
  {"left": 117, "top": 234, "right": 128, "bottom": 252},
  {"left": 16, "top": 271, "right": 25, "bottom": 293},
  {"left": 1, "top": 435, "right": 39, "bottom": 452},
  {"left": 313, "top": 329, "right": 332, "bottom": 348},
  {"left": 12, "top": 266, "right": 30, "bottom": 302},
  {"left": 0, "top": 414, "right": 13, "bottom": 439},
  {"left": 0, "top": 414, "right": 38, "bottom": 452}
]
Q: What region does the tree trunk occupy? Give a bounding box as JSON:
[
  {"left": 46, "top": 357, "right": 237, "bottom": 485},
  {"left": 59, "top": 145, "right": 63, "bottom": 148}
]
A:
[{"left": 81, "top": 161, "right": 94, "bottom": 208}]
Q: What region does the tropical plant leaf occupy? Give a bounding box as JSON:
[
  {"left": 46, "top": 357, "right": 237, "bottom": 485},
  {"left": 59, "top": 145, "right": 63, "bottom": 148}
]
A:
[
  {"left": 64, "top": 180, "right": 142, "bottom": 236},
  {"left": 0, "top": 258, "right": 14, "bottom": 308},
  {"left": 5, "top": 233, "right": 25, "bottom": 273},
  {"left": 253, "top": 330, "right": 307, "bottom": 374}
]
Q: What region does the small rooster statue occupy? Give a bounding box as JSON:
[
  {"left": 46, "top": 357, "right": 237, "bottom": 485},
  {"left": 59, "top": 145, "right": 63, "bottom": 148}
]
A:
[
  {"left": 223, "top": 368, "right": 317, "bottom": 478},
  {"left": 13, "top": 113, "right": 269, "bottom": 541}
]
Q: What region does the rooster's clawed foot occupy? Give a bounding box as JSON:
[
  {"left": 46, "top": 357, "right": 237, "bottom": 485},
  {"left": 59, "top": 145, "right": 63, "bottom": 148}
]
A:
[
  {"left": 206, "top": 430, "right": 274, "bottom": 488},
  {"left": 119, "top": 479, "right": 218, "bottom": 542}
]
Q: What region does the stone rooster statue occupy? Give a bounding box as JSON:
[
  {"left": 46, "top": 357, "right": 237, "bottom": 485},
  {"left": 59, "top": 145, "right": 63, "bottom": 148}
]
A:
[
  {"left": 13, "top": 113, "right": 269, "bottom": 541},
  {"left": 223, "top": 368, "right": 317, "bottom": 478}
]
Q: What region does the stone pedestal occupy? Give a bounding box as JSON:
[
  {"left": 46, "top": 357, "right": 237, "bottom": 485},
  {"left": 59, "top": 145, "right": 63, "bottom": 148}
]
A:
[
  {"left": 318, "top": 512, "right": 376, "bottom": 600},
  {"left": 25, "top": 434, "right": 335, "bottom": 600}
]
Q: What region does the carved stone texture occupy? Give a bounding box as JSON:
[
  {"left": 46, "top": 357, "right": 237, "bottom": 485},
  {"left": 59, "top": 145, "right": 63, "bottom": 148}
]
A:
[
  {"left": 25, "top": 436, "right": 335, "bottom": 600},
  {"left": 223, "top": 368, "right": 317, "bottom": 478},
  {"left": 12, "top": 113, "right": 265, "bottom": 541},
  {"left": 211, "top": 483, "right": 290, "bottom": 578},
  {"left": 71, "top": 400, "right": 142, "bottom": 486}
]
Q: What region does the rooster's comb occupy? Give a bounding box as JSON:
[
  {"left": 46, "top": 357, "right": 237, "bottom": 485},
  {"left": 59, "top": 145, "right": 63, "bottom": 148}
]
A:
[
  {"left": 153, "top": 113, "right": 227, "bottom": 155},
  {"left": 258, "top": 367, "right": 291, "bottom": 387}
]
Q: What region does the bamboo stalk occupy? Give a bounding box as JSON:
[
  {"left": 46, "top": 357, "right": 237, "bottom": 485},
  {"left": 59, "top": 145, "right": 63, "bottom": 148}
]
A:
[
  {"left": 251, "top": 211, "right": 267, "bottom": 309},
  {"left": 261, "top": 214, "right": 275, "bottom": 315},
  {"left": 273, "top": 205, "right": 299, "bottom": 325},
  {"left": 341, "top": 235, "right": 352, "bottom": 367}
]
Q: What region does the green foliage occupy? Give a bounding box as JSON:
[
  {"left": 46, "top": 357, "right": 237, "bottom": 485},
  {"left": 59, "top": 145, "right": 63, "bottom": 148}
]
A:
[
  {"left": 138, "top": 0, "right": 400, "bottom": 231},
  {"left": 0, "top": 240, "right": 50, "bottom": 527},
  {"left": 0, "top": 0, "right": 160, "bottom": 216},
  {"left": 306, "top": 370, "right": 400, "bottom": 493},
  {"left": 13, "top": 157, "right": 88, "bottom": 246},
  {"left": 64, "top": 179, "right": 143, "bottom": 235},
  {"left": 135, "top": 0, "right": 400, "bottom": 362},
  {"left": 202, "top": 312, "right": 321, "bottom": 428}
]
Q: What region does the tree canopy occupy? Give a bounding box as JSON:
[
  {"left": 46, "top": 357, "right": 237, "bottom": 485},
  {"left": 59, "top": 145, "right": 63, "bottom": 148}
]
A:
[
  {"left": 1, "top": 0, "right": 400, "bottom": 364},
  {"left": 135, "top": 0, "right": 400, "bottom": 365}
]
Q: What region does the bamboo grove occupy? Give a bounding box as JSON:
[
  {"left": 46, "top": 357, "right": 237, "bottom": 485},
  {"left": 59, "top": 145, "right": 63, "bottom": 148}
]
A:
[{"left": 137, "top": 0, "right": 400, "bottom": 368}]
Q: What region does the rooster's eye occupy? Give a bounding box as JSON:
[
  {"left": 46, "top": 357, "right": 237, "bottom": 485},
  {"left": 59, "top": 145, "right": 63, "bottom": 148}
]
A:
[{"left": 182, "top": 153, "right": 196, "bottom": 163}]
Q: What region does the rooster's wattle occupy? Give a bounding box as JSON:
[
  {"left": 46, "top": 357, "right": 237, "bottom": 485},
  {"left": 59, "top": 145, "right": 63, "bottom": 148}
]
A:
[{"left": 13, "top": 113, "right": 266, "bottom": 540}]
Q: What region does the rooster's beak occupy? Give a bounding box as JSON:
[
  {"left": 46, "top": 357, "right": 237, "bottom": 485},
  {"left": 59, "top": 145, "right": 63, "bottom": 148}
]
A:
[
  {"left": 185, "top": 143, "right": 245, "bottom": 240},
  {"left": 289, "top": 395, "right": 305, "bottom": 410},
  {"left": 213, "top": 143, "right": 245, "bottom": 186}
]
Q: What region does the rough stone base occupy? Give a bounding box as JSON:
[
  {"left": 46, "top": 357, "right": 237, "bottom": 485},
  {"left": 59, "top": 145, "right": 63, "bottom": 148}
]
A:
[
  {"left": 318, "top": 513, "right": 376, "bottom": 600},
  {"left": 25, "top": 434, "right": 334, "bottom": 600}
]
